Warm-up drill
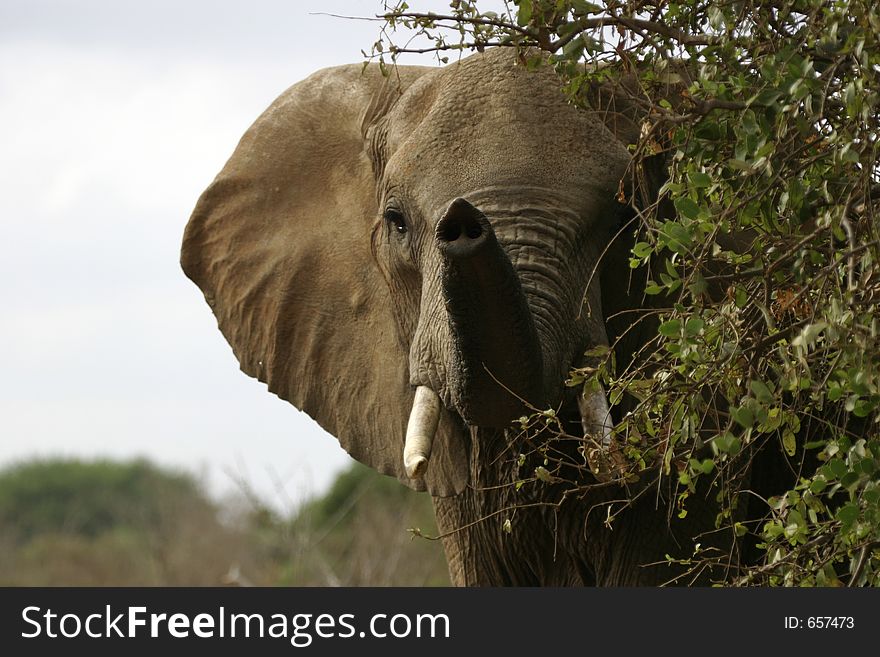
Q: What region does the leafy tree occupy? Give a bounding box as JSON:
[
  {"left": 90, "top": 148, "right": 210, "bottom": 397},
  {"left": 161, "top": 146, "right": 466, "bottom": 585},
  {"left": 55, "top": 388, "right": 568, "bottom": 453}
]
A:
[
  {"left": 372, "top": 0, "right": 880, "bottom": 586},
  {"left": 0, "top": 458, "right": 446, "bottom": 586},
  {"left": 0, "top": 459, "right": 250, "bottom": 585},
  {"left": 0, "top": 458, "right": 207, "bottom": 541},
  {"left": 272, "top": 463, "right": 449, "bottom": 586}
]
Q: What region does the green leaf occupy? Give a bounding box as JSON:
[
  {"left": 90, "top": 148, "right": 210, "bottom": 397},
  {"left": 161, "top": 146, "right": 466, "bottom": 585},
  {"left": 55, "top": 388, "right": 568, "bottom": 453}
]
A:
[
  {"left": 571, "top": 0, "right": 600, "bottom": 15},
  {"left": 694, "top": 121, "right": 721, "bottom": 141},
  {"left": 840, "top": 472, "right": 859, "bottom": 490},
  {"left": 674, "top": 196, "right": 702, "bottom": 220},
  {"left": 583, "top": 345, "right": 610, "bottom": 359},
  {"left": 658, "top": 319, "right": 681, "bottom": 337},
  {"left": 660, "top": 221, "right": 693, "bottom": 253},
  {"left": 853, "top": 399, "right": 875, "bottom": 417},
  {"left": 685, "top": 317, "right": 704, "bottom": 337},
  {"left": 827, "top": 380, "right": 843, "bottom": 401},
  {"left": 688, "top": 171, "right": 712, "bottom": 188},
  {"left": 632, "top": 241, "right": 653, "bottom": 259},
  {"left": 731, "top": 405, "right": 754, "bottom": 428},
  {"left": 755, "top": 142, "right": 775, "bottom": 159},
  {"left": 751, "top": 88, "right": 781, "bottom": 106},
  {"left": 761, "top": 407, "right": 783, "bottom": 432},
  {"left": 749, "top": 380, "right": 774, "bottom": 404},
  {"left": 714, "top": 432, "right": 741, "bottom": 455},
  {"left": 727, "top": 158, "right": 751, "bottom": 171},
  {"left": 828, "top": 459, "right": 847, "bottom": 480},
  {"left": 764, "top": 521, "right": 784, "bottom": 538},
  {"left": 836, "top": 503, "right": 859, "bottom": 531},
  {"left": 739, "top": 110, "right": 758, "bottom": 134},
  {"left": 782, "top": 430, "right": 797, "bottom": 457},
  {"left": 561, "top": 35, "right": 586, "bottom": 60},
  {"left": 688, "top": 272, "right": 708, "bottom": 296},
  {"left": 707, "top": 4, "right": 725, "bottom": 29},
  {"left": 516, "top": 0, "right": 532, "bottom": 26},
  {"left": 555, "top": 21, "right": 581, "bottom": 39}
]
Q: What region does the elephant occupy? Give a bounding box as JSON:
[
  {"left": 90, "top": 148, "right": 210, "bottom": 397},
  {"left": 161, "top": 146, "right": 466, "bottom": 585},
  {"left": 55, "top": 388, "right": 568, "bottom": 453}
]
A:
[{"left": 181, "top": 48, "right": 739, "bottom": 586}]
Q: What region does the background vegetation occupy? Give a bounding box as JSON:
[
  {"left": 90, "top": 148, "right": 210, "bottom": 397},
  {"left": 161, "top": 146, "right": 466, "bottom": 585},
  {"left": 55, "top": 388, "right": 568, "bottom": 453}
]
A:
[
  {"left": 0, "top": 459, "right": 447, "bottom": 586},
  {"left": 371, "top": 0, "right": 880, "bottom": 585}
]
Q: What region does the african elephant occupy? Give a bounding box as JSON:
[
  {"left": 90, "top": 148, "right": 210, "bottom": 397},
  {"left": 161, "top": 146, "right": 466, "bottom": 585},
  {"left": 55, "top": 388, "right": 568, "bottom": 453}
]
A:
[{"left": 181, "top": 48, "right": 735, "bottom": 585}]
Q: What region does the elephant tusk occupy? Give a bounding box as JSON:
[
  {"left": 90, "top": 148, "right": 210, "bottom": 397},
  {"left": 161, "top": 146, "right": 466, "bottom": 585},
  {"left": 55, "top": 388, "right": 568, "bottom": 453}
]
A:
[
  {"left": 404, "top": 386, "right": 441, "bottom": 479},
  {"left": 578, "top": 386, "right": 625, "bottom": 482}
]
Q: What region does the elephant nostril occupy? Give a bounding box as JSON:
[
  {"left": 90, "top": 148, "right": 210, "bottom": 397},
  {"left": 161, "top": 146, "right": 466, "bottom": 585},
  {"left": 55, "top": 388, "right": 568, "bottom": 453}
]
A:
[
  {"left": 438, "top": 222, "right": 462, "bottom": 243},
  {"left": 465, "top": 222, "right": 483, "bottom": 240},
  {"left": 437, "top": 198, "right": 486, "bottom": 244}
]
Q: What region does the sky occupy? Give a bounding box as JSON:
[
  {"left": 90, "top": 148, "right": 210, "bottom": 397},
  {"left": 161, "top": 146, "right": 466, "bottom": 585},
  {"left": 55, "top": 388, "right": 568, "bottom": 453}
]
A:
[{"left": 0, "top": 0, "right": 507, "bottom": 512}]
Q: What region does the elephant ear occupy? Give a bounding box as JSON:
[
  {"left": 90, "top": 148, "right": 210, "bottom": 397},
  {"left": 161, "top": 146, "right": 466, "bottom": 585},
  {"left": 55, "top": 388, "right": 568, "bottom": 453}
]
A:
[{"left": 181, "top": 64, "right": 468, "bottom": 496}]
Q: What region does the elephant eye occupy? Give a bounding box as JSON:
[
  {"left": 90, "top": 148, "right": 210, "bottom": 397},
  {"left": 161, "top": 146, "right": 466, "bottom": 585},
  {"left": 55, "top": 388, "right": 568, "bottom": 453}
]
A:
[{"left": 384, "top": 208, "right": 408, "bottom": 236}]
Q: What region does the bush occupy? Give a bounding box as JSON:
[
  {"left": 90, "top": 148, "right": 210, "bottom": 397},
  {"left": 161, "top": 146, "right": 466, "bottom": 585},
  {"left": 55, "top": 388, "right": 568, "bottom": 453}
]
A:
[
  {"left": 257, "top": 463, "right": 449, "bottom": 586},
  {"left": 0, "top": 458, "right": 251, "bottom": 585},
  {"left": 0, "top": 458, "right": 448, "bottom": 586}
]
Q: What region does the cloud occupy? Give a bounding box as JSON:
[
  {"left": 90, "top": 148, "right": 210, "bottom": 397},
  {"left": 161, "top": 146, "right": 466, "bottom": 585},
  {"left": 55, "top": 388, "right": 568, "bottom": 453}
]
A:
[{"left": 0, "top": 1, "right": 392, "bottom": 61}]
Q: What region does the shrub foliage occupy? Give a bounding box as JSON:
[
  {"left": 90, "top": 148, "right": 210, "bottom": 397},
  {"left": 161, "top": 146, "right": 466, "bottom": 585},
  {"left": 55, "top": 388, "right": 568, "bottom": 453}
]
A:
[{"left": 0, "top": 459, "right": 445, "bottom": 586}]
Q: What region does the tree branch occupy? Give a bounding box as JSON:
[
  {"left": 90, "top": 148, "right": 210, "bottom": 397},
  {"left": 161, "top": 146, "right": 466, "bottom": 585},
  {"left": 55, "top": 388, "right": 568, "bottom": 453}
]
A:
[
  {"left": 549, "top": 15, "right": 724, "bottom": 52},
  {"left": 381, "top": 10, "right": 726, "bottom": 55},
  {"left": 382, "top": 40, "right": 539, "bottom": 57},
  {"left": 381, "top": 11, "right": 534, "bottom": 37}
]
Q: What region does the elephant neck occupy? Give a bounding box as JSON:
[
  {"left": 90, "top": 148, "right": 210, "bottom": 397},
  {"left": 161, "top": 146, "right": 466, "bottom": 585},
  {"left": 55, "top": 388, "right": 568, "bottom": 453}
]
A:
[
  {"left": 431, "top": 425, "right": 734, "bottom": 586},
  {"left": 431, "top": 425, "right": 588, "bottom": 586}
]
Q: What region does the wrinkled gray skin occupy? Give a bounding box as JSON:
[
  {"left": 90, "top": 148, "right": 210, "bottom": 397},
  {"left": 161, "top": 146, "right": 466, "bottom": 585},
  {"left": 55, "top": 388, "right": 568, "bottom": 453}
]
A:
[{"left": 182, "top": 50, "right": 733, "bottom": 585}]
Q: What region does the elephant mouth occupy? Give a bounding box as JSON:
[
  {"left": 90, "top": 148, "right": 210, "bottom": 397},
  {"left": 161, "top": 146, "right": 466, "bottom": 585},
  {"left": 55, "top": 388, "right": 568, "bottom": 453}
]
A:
[{"left": 403, "top": 378, "right": 623, "bottom": 482}]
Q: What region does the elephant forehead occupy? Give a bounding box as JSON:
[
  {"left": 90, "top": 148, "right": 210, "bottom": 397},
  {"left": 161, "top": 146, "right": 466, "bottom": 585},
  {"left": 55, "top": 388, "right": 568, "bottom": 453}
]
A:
[
  {"left": 401, "top": 122, "right": 624, "bottom": 188},
  {"left": 384, "top": 59, "right": 631, "bottom": 211},
  {"left": 387, "top": 129, "right": 628, "bottom": 224}
]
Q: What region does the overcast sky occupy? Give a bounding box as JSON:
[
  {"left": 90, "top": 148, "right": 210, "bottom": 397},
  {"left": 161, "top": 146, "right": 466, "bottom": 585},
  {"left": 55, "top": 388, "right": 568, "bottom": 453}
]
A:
[{"left": 0, "top": 0, "right": 508, "bottom": 511}]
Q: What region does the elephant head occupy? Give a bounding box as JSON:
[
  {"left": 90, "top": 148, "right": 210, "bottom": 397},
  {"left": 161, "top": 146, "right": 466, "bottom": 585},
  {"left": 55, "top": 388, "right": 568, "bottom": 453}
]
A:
[{"left": 181, "top": 49, "right": 634, "bottom": 499}]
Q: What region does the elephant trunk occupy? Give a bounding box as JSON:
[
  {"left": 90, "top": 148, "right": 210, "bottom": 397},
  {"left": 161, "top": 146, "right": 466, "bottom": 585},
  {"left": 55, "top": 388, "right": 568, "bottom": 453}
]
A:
[{"left": 437, "top": 198, "right": 544, "bottom": 427}]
